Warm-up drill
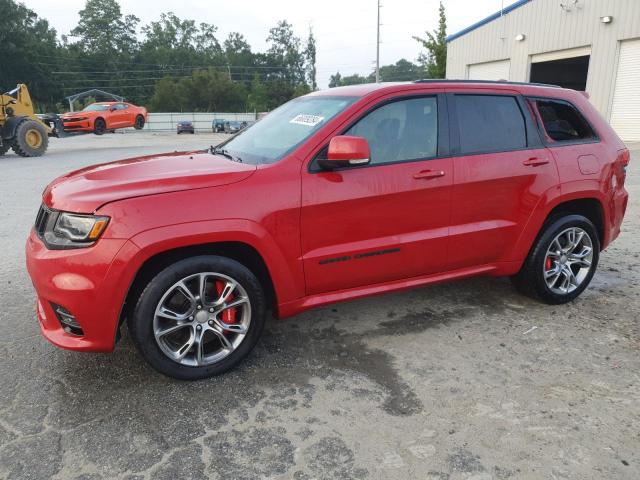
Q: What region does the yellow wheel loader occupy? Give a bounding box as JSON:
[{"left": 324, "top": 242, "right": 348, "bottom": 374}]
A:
[{"left": 0, "top": 84, "right": 57, "bottom": 157}]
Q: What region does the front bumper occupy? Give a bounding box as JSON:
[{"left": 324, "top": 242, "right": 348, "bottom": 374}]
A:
[
  {"left": 25, "top": 229, "right": 140, "bottom": 352},
  {"left": 62, "top": 119, "right": 92, "bottom": 131}
]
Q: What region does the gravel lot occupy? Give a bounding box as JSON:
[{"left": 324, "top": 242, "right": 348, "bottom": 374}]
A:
[{"left": 0, "top": 132, "right": 638, "bottom": 480}]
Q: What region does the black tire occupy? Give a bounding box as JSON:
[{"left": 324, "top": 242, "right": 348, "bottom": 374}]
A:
[
  {"left": 134, "top": 115, "right": 145, "bottom": 130},
  {"left": 177, "top": 131, "right": 182, "bottom": 135},
  {"left": 128, "top": 255, "right": 266, "bottom": 380},
  {"left": 511, "top": 214, "right": 600, "bottom": 304},
  {"left": 93, "top": 118, "right": 106, "bottom": 135},
  {"left": 0, "top": 143, "right": 11, "bottom": 156},
  {"left": 11, "top": 119, "right": 48, "bottom": 157}
]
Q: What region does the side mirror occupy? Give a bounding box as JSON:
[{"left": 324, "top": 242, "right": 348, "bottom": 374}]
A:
[{"left": 318, "top": 135, "right": 371, "bottom": 170}]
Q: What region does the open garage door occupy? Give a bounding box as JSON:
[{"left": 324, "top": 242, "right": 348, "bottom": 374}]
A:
[
  {"left": 610, "top": 38, "right": 640, "bottom": 142},
  {"left": 530, "top": 46, "right": 591, "bottom": 90},
  {"left": 467, "top": 59, "right": 510, "bottom": 81}
]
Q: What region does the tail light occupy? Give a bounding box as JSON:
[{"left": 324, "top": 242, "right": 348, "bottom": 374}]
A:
[{"left": 616, "top": 148, "right": 630, "bottom": 184}]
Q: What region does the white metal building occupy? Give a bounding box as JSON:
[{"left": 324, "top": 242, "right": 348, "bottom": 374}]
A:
[{"left": 445, "top": 0, "right": 640, "bottom": 141}]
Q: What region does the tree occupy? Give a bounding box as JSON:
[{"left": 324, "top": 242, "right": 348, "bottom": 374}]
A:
[
  {"left": 328, "top": 72, "right": 342, "bottom": 88},
  {"left": 328, "top": 72, "right": 368, "bottom": 87},
  {"left": 246, "top": 74, "right": 268, "bottom": 112},
  {"left": 413, "top": 1, "right": 447, "bottom": 79},
  {"left": 0, "top": 0, "right": 61, "bottom": 110},
  {"left": 305, "top": 28, "right": 317, "bottom": 90},
  {"left": 70, "top": 0, "right": 139, "bottom": 55},
  {"left": 372, "top": 59, "right": 422, "bottom": 82},
  {"left": 266, "top": 20, "right": 306, "bottom": 86}
]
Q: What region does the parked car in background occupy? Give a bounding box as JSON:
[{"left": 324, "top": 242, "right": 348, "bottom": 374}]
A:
[
  {"left": 224, "top": 121, "right": 243, "bottom": 134},
  {"left": 26, "top": 81, "right": 629, "bottom": 379},
  {"left": 212, "top": 119, "right": 225, "bottom": 133},
  {"left": 177, "top": 120, "right": 195, "bottom": 134},
  {"left": 61, "top": 102, "right": 147, "bottom": 135}
]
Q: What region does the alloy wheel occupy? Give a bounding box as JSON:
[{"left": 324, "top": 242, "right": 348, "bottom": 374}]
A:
[
  {"left": 543, "top": 227, "right": 594, "bottom": 295},
  {"left": 153, "top": 272, "right": 251, "bottom": 367}
]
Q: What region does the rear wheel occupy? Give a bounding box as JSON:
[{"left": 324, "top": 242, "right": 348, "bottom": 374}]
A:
[
  {"left": 12, "top": 119, "right": 48, "bottom": 157},
  {"left": 129, "top": 256, "right": 266, "bottom": 379},
  {"left": 134, "top": 115, "right": 145, "bottom": 130},
  {"left": 0, "top": 143, "right": 11, "bottom": 156},
  {"left": 93, "top": 118, "right": 106, "bottom": 135},
  {"left": 512, "top": 215, "right": 599, "bottom": 304}
]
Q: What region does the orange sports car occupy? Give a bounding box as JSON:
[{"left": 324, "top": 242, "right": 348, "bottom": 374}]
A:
[{"left": 61, "top": 102, "right": 148, "bottom": 135}]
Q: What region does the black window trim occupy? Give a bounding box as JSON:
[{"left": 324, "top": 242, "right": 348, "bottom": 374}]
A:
[
  {"left": 526, "top": 96, "right": 601, "bottom": 147},
  {"left": 447, "top": 92, "right": 544, "bottom": 157},
  {"left": 308, "top": 93, "right": 449, "bottom": 173}
]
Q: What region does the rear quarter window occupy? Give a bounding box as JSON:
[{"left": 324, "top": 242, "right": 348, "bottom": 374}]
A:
[{"left": 529, "top": 98, "right": 596, "bottom": 143}]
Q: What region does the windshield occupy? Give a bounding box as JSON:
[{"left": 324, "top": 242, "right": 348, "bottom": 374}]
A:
[
  {"left": 82, "top": 104, "right": 109, "bottom": 112},
  {"left": 217, "top": 95, "right": 357, "bottom": 164}
]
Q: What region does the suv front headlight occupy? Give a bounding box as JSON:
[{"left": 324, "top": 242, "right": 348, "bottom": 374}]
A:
[{"left": 36, "top": 206, "right": 109, "bottom": 249}]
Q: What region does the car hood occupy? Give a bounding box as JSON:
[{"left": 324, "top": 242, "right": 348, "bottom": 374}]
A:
[
  {"left": 62, "top": 111, "right": 101, "bottom": 118},
  {"left": 43, "top": 151, "right": 257, "bottom": 212}
]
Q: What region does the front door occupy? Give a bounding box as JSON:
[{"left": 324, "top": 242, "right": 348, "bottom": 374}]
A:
[
  {"left": 109, "top": 103, "right": 128, "bottom": 128},
  {"left": 300, "top": 94, "right": 452, "bottom": 295}
]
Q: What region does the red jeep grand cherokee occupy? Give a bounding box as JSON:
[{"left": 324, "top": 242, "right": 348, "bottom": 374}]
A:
[{"left": 26, "top": 81, "right": 629, "bottom": 379}]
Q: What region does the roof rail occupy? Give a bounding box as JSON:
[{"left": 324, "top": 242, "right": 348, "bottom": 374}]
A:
[{"left": 413, "top": 79, "right": 561, "bottom": 88}]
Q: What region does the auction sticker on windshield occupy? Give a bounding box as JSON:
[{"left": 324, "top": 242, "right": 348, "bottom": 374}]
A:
[{"left": 290, "top": 114, "right": 324, "bottom": 127}]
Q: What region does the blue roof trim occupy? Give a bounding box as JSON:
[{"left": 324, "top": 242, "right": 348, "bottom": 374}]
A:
[{"left": 446, "top": 0, "right": 531, "bottom": 43}]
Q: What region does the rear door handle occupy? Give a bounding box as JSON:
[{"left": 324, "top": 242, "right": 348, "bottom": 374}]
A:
[
  {"left": 523, "top": 157, "right": 550, "bottom": 166},
  {"left": 413, "top": 169, "right": 445, "bottom": 179}
]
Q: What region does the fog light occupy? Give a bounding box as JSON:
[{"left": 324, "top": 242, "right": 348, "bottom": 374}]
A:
[{"left": 51, "top": 303, "right": 84, "bottom": 336}]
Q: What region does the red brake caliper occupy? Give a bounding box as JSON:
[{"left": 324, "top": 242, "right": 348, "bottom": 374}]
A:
[
  {"left": 545, "top": 256, "right": 553, "bottom": 271},
  {"left": 215, "top": 280, "right": 237, "bottom": 327}
]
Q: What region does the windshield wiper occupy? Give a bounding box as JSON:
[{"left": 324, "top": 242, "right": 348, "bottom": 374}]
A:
[{"left": 209, "top": 145, "right": 243, "bottom": 163}]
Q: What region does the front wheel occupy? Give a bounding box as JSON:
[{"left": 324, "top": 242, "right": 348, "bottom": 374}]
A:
[
  {"left": 129, "top": 256, "right": 266, "bottom": 379},
  {"left": 134, "top": 115, "right": 145, "bottom": 130},
  {"left": 12, "top": 119, "right": 49, "bottom": 157},
  {"left": 93, "top": 118, "right": 106, "bottom": 135},
  {"left": 0, "top": 143, "right": 11, "bottom": 156},
  {"left": 512, "top": 215, "right": 600, "bottom": 304}
]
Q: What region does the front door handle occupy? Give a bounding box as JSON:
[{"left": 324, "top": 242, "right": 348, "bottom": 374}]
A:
[
  {"left": 523, "top": 157, "right": 550, "bottom": 166},
  {"left": 413, "top": 169, "right": 445, "bottom": 180}
]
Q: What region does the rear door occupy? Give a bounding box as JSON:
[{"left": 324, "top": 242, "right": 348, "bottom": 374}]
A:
[
  {"left": 300, "top": 92, "right": 453, "bottom": 295},
  {"left": 446, "top": 89, "right": 558, "bottom": 269}
]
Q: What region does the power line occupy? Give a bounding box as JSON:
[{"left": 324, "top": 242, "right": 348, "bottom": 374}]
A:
[{"left": 45, "top": 65, "right": 293, "bottom": 74}]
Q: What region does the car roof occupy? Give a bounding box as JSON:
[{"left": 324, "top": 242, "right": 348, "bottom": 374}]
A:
[{"left": 310, "top": 80, "right": 567, "bottom": 99}]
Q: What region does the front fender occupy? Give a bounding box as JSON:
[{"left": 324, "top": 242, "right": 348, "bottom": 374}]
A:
[
  {"left": 1, "top": 115, "right": 28, "bottom": 139},
  {"left": 129, "top": 218, "right": 304, "bottom": 306}
]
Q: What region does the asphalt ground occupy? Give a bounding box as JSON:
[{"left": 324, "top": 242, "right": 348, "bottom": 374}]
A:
[{"left": 0, "top": 132, "right": 638, "bottom": 480}]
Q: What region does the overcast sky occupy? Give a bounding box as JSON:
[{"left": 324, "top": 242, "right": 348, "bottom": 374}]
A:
[{"left": 23, "top": 0, "right": 504, "bottom": 87}]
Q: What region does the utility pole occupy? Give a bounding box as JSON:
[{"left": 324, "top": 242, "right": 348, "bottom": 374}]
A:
[{"left": 376, "top": 0, "right": 381, "bottom": 83}]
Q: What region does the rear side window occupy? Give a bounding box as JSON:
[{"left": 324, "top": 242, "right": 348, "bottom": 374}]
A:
[
  {"left": 531, "top": 99, "right": 595, "bottom": 142},
  {"left": 454, "top": 95, "right": 527, "bottom": 154}
]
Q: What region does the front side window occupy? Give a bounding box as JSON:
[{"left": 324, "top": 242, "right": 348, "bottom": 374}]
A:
[
  {"left": 455, "top": 95, "right": 527, "bottom": 154},
  {"left": 531, "top": 99, "right": 595, "bottom": 142},
  {"left": 345, "top": 96, "right": 438, "bottom": 165},
  {"left": 219, "top": 95, "right": 357, "bottom": 165},
  {"left": 82, "top": 104, "right": 109, "bottom": 112}
]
